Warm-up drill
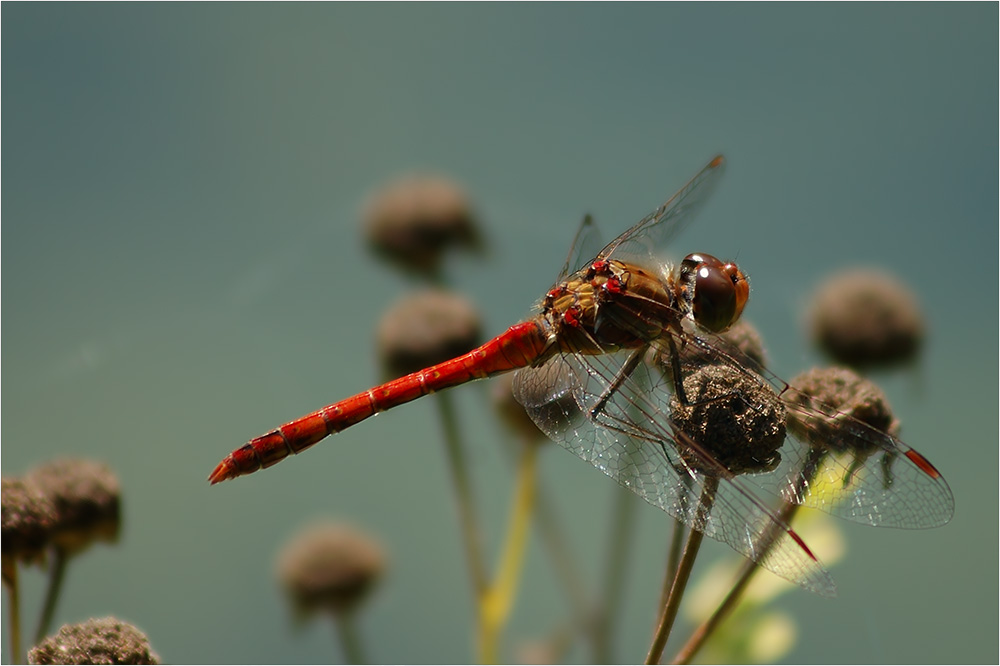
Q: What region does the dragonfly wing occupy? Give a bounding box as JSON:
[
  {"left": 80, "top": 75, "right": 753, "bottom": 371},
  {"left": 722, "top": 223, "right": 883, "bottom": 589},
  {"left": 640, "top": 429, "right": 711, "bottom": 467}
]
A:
[
  {"left": 694, "top": 461, "right": 837, "bottom": 596},
  {"left": 554, "top": 214, "right": 606, "bottom": 283},
  {"left": 752, "top": 382, "right": 955, "bottom": 529},
  {"left": 513, "top": 348, "right": 836, "bottom": 595},
  {"left": 661, "top": 340, "right": 956, "bottom": 530},
  {"left": 597, "top": 155, "right": 726, "bottom": 267}
]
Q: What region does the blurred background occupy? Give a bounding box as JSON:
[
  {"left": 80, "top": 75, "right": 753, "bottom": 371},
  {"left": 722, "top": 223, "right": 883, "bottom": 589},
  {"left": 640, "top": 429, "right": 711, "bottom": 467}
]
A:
[{"left": 2, "top": 4, "right": 996, "bottom": 664}]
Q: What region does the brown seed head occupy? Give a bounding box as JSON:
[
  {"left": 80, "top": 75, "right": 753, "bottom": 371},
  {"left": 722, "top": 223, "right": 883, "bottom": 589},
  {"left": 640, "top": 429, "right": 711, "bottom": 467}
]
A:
[
  {"left": 276, "top": 521, "right": 387, "bottom": 618},
  {"left": 29, "top": 616, "right": 159, "bottom": 665},
  {"left": 2, "top": 476, "right": 56, "bottom": 565},
  {"left": 808, "top": 269, "right": 924, "bottom": 368},
  {"left": 376, "top": 289, "right": 482, "bottom": 378},
  {"left": 669, "top": 364, "right": 786, "bottom": 476},
  {"left": 362, "top": 174, "right": 481, "bottom": 276},
  {"left": 785, "top": 366, "right": 899, "bottom": 455},
  {"left": 683, "top": 319, "right": 768, "bottom": 371},
  {"left": 26, "top": 458, "right": 121, "bottom": 554}
]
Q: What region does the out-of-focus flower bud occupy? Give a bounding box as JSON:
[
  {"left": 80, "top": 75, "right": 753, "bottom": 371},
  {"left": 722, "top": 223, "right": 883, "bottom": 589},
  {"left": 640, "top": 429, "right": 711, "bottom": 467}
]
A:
[
  {"left": 276, "top": 521, "right": 387, "bottom": 619},
  {"left": 376, "top": 289, "right": 482, "bottom": 379}
]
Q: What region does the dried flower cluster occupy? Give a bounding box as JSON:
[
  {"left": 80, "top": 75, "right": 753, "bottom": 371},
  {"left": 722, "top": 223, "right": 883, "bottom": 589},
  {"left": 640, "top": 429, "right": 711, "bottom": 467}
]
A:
[{"left": 29, "top": 617, "right": 159, "bottom": 665}]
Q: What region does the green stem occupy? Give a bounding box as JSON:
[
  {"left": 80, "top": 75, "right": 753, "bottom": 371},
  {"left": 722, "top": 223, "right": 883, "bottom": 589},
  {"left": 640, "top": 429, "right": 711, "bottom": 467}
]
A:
[
  {"left": 435, "top": 392, "right": 488, "bottom": 598},
  {"left": 333, "top": 612, "right": 366, "bottom": 664},
  {"left": 530, "top": 468, "right": 596, "bottom": 653},
  {"left": 593, "top": 486, "right": 637, "bottom": 663}
]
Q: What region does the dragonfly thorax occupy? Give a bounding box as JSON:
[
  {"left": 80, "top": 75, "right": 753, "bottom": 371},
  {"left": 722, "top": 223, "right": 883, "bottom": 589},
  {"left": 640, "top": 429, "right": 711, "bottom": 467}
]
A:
[{"left": 541, "top": 259, "right": 681, "bottom": 355}]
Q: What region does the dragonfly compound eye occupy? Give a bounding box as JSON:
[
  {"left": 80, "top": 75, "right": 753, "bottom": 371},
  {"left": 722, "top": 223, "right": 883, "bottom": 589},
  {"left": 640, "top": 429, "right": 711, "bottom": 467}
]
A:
[{"left": 685, "top": 254, "right": 749, "bottom": 333}]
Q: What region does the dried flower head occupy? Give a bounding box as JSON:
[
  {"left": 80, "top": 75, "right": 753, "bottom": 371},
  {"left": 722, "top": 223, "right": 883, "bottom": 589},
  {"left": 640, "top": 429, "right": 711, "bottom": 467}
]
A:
[
  {"left": 808, "top": 269, "right": 924, "bottom": 367},
  {"left": 29, "top": 616, "right": 159, "bottom": 665},
  {"left": 362, "top": 174, "right": 481, "bottom": 276},
  {"left": 785, "top": 366, "right": 900, "bottom": 454},
  {"left": 682, "top": 318, "right": 768, "bottom": 371},
  {"left": 376, "top": 289, "right": 482, "bottom": 378},
  {"left": 276, "top": 521, "right": 386, "bottom": 618},
  {"left": 670, "top": 364, "right": 786, "bottom": 476},
  {"left": 2, "top": 476, "right": 56, "bottom": 566},
  {"left": 26, "top": 459, "right": 121, "bottom": 554}
]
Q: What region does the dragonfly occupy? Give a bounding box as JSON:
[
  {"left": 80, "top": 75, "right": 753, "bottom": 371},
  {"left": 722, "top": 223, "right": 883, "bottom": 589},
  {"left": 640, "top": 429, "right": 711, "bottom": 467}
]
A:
[{"left": 210, "top": 155, "right": 954, "bottom": 595}]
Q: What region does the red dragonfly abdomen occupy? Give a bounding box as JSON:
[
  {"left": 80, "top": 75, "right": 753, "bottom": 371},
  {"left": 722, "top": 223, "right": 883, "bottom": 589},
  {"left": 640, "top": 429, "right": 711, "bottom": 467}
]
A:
[{"left": 209, "top": 320, "right": 550, "bottom": 484}]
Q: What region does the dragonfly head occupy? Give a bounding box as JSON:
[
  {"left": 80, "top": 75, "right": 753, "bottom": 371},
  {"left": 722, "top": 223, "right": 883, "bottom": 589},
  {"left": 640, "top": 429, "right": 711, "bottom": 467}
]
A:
[{"left": 680, "top": 253, "right": 749, "bottom": 333}]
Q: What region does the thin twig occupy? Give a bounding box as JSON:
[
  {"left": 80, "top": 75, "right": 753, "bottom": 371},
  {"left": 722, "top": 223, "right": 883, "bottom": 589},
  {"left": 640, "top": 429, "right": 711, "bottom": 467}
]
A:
[
  {"left": 34, "top": 547, "right": 68, "bottom": 645},
  {"left": 532, "top": 480, "right": 591, "bottom": 621},
  {"left": 671, "top": 449, "right": 826, "bottom": 664},
  {"left": 646, "top": 476, "right": 719, "bottom": 665},
  {"left": 658, "top": 519, "right": 686, "bottom": 613},
  {"left": 436, "top": 392, "right": 488, "bottom": 597},
  {"left": 3, "top": 558, "right": 22, "bottom": 665},
  {"left": 670, "top": 507, "right": 795, "bottom": 665},
  {"left": 593, "top": 486, "right": 638, "bottom": 663},
  {"left": 333, "top": 612, "right": 366, "bottom": 664}
]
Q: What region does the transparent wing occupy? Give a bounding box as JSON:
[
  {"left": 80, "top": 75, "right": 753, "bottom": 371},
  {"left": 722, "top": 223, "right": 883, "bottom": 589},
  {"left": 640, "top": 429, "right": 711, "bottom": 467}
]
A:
[
  {"left": 555, "top": 214, "right": 605, "bottom": 283},
  {"left": 596, "top": 154, "right": 726, "bottom": 267},
  {"left": 513, "top": 322, "right": 954, "bottom": 594},
  {"left": 659, "top": 332, "right": 955, "bottom": 530},
  {"left": 763, "top": 381, "right": 954, "bottom": 529},
  {"left": 513, "top": 344, "right": 837, "bottom": 596}
]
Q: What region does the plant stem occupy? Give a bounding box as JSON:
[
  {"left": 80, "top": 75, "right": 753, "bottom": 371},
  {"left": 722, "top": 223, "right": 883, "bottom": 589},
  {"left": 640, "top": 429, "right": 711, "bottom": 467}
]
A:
[
  {"left": 34, "top": 547, "right": 68, "bottom": 645},
  {"left": 671, "top": 449, "right": 825, "bottom": 664},
  {"left": 593, "top": 486, "right": 637, "bottom": 663},
  {"left": 479, "top": 441, "right": 538, "bottom": 663},
  {"left": 333, "top": 612, "right": 366, "bottom": 664},
  {"left": 532, "top": 481, "right": 590, "bottom": 619},
  {"left": 435, "top": 392, "right": 488, "bottom": 598},
  {"left": 658, "top": 518, "right": 686, "bottom": 613},
  {"left": 645, "top": 477, "right": 719, "bottom": 665},
  {"left": 3, "top": 557, "right": 22, "bottom": 665},
  {"left": 670, "top": 555, "right": 759, "bottom": 665},
  {"left": 530, "top": 466, "right": 597, "bottom": 657}
]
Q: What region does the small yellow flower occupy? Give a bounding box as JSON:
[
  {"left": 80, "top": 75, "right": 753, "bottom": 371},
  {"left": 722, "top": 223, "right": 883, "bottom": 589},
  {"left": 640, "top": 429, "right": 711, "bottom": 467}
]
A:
[{"left": 747, "top": 611, "right": 797, "bottom": 663}]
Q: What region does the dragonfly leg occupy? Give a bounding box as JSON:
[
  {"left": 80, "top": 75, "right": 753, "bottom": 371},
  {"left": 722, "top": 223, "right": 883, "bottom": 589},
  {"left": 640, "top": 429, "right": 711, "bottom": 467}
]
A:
[
  {"left": 589, "top": 345, "right": 649, "bottom": 418},
  {"left": 667, "top": 334, "right": 759, "bottom": 411},
  {"left": 666, "top": 335, "right": 691, "bottom": 405}
]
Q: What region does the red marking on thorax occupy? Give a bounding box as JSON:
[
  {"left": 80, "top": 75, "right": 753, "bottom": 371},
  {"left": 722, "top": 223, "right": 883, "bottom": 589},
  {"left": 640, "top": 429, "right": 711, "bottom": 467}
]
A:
[{"left": 547, "top": 285, "right": 567, "bottom": 300}]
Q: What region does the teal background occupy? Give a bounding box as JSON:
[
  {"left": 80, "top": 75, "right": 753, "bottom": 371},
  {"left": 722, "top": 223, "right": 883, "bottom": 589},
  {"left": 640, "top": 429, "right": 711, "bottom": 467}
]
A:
[{"left": 3, "top": 4, "right": 996, "bottom": 664}]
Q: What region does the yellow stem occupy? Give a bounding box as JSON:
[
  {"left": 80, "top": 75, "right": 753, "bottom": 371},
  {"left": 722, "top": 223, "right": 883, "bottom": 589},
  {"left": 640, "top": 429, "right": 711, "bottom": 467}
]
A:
[{"left": 478, "top": 442, "right": 538, "bottom": 664}]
